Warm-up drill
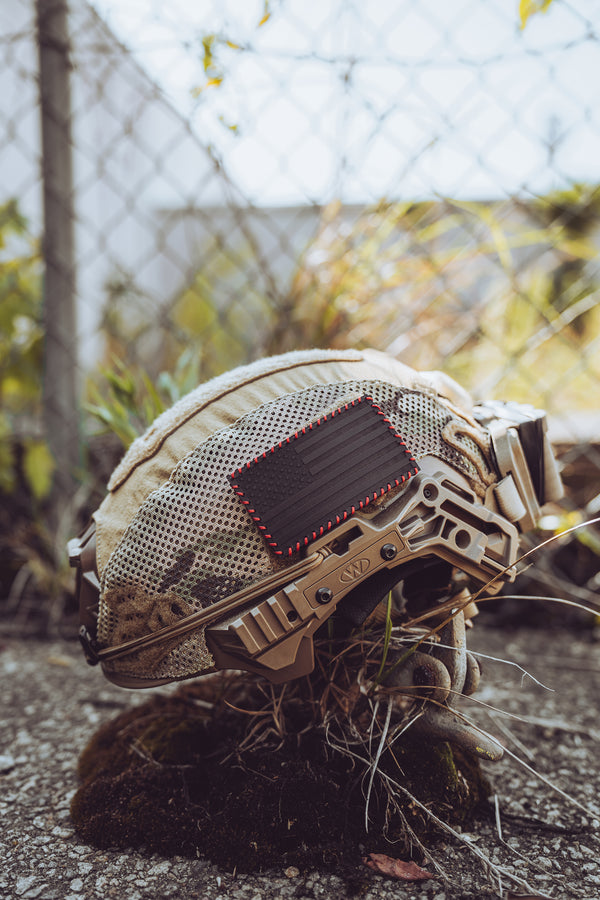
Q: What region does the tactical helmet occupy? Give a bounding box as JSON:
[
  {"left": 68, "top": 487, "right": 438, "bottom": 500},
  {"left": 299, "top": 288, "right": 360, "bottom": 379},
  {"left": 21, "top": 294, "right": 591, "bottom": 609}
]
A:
[{"left": 70, "top": 349, "right": 562, "bottom": 729}]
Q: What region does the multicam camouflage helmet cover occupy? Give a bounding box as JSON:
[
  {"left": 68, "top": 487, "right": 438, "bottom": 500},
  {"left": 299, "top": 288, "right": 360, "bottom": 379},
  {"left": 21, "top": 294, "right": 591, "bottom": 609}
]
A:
[{"left": 70, "top": 348, "right": 563, "bottom": 691}]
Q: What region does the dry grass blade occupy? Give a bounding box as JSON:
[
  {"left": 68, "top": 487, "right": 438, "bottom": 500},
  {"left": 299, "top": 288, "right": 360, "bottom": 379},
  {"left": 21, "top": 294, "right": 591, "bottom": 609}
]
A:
[
  {"left": 485, "top": 713, "right": 537, "bottom": 763},
  {"left": 364, "top": 697, "right": 392, "bottom": 832},
  {"left": 455, "top": 714, "right": 595, "bottom": 819},
  {"left": 392, "top": 634, "right": 555, "bottom": 691},
  {"left": 470, "top": 517, "right": 600, "bottom": 602},
  {"left": 511, "top": 715, "right": 600, "bottom": 741}
]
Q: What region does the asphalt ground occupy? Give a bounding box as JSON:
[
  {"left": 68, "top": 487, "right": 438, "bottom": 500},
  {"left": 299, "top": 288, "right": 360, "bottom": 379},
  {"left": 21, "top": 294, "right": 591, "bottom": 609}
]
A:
[{"left": 2, "top": 621, "right": 600, "bottom": 900}]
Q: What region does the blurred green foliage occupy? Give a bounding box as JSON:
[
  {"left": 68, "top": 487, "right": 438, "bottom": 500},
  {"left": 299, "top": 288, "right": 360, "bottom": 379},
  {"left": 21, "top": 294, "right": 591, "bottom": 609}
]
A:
[
  {"left": 0, "top": 199, "right": 54, "bottom": 500},
  {"left": 86, "top": 350, "right": 201, "bottom": 448},
  {"left": 0, "top": 200, "right": 75, "bottom": 631},
  {"left": 86, "top": 184, "right": 600, "bottom": 451}
]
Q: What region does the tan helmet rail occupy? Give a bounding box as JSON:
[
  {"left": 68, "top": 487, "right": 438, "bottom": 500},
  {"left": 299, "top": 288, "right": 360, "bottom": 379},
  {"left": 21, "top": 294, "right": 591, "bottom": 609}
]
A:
[
  {"left": 83, "top": 548, "right": 324, "bottom": 664},
  {"left": 72, "top": 471, "right": 520, "bottom": 679}
]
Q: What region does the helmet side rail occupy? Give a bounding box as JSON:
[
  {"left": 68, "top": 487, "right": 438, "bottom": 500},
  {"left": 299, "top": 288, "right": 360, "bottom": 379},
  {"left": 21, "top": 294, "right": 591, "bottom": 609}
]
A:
[{"left": 70, "top": 472, "right": 519, "bottom": 682}]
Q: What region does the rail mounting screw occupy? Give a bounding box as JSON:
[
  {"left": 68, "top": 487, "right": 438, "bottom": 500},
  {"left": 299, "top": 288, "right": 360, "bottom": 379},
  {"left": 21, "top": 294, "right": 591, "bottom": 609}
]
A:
[
  {"left": 380, "top": 543, "right": 398, "bottom": 561},
  {"left": 316, "top": 586, "right": 334, "bottom": 604}
]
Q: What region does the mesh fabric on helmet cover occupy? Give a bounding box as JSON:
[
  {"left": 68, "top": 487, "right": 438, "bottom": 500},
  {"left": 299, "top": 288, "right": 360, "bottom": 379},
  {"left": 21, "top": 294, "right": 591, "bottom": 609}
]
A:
[{"left": 97, "top": 378, "right": 494, "bottom": 684}]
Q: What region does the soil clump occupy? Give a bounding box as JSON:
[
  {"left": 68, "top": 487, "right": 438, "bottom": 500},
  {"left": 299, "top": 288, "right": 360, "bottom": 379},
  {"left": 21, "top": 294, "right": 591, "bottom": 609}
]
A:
[{"left": 71, "top": 670, "right": 489, "bottom": 872}]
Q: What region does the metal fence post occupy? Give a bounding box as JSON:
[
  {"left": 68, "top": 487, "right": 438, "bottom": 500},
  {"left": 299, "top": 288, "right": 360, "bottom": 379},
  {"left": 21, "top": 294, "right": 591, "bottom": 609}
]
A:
[{"left": 36, "top": 0, "right": 80, "bottom": 525}]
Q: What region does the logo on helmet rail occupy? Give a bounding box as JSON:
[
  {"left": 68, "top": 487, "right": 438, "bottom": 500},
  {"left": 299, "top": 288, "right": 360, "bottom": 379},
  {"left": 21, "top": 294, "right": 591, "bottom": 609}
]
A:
[{"left": 340, "top": 557, "right": 371, "bottom": 583}]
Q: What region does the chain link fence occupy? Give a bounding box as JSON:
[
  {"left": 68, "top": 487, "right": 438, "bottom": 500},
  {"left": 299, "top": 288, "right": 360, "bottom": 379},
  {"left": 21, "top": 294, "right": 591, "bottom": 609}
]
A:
[{"left": 1, "top": 0, "right": 599, "bottom": 629}]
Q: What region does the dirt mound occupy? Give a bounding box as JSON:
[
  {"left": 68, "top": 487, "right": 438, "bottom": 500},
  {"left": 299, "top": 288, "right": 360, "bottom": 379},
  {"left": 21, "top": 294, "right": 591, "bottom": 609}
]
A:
[{"left": 71, "top": 674, "right": 489, "bottom": 872}]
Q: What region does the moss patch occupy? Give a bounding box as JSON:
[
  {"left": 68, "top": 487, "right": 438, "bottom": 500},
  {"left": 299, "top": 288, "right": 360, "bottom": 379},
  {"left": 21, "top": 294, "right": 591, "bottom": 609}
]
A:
[{"left": 71, "top": 675, "right": 490, "bottom": 871}]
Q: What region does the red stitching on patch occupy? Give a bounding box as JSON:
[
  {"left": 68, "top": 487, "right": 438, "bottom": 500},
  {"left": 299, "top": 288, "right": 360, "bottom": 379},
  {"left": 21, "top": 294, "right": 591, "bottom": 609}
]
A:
[{"left": 230, "top": 391, "right": 419, "bottom": 557}]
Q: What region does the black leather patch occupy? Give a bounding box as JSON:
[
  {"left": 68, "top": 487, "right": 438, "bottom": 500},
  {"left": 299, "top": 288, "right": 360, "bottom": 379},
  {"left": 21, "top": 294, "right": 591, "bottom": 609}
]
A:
[{"left": 229, "top": 395, "right": 419, "bottom": 556}]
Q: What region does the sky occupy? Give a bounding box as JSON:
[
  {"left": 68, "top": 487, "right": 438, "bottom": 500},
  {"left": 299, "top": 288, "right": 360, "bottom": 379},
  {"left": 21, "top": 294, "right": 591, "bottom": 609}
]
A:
[{"left": 93, "top": 0, "right": 600, "bottom": 204}]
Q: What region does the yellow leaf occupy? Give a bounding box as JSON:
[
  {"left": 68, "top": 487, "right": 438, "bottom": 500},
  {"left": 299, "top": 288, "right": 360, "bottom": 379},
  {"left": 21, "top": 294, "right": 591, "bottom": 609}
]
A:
[
  {"left": 519, "top": 0, "right": 554, "bottom": 29},
  {"left": 219, "top": 115, "right": 239, "bottom": 133},
  {"left": 202, "top": 33, "right": 216, "bottom": 72},
  {"left": 23, "top": 439, "right": 55, "bottom": 500},
  {"left": 192, "top": 77, "right": 223, "bottom": 96},
  {"left": 558, "top": 238, "right": 598, "bottom": 261},
  {"left": 258, "top": 1, "right": 271, "bottom": 26}
]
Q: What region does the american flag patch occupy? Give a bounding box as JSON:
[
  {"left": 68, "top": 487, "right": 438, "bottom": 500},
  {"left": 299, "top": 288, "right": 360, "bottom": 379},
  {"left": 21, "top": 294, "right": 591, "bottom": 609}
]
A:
[{"left": 229, "top": 395, "right": 419, "bottom": 556}]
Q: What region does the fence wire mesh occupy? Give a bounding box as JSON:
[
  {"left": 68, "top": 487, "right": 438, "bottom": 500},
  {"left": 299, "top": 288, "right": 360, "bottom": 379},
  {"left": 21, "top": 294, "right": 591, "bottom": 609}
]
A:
[{"left": 1, "top": 0, "right": 599, "bottom": 629}]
